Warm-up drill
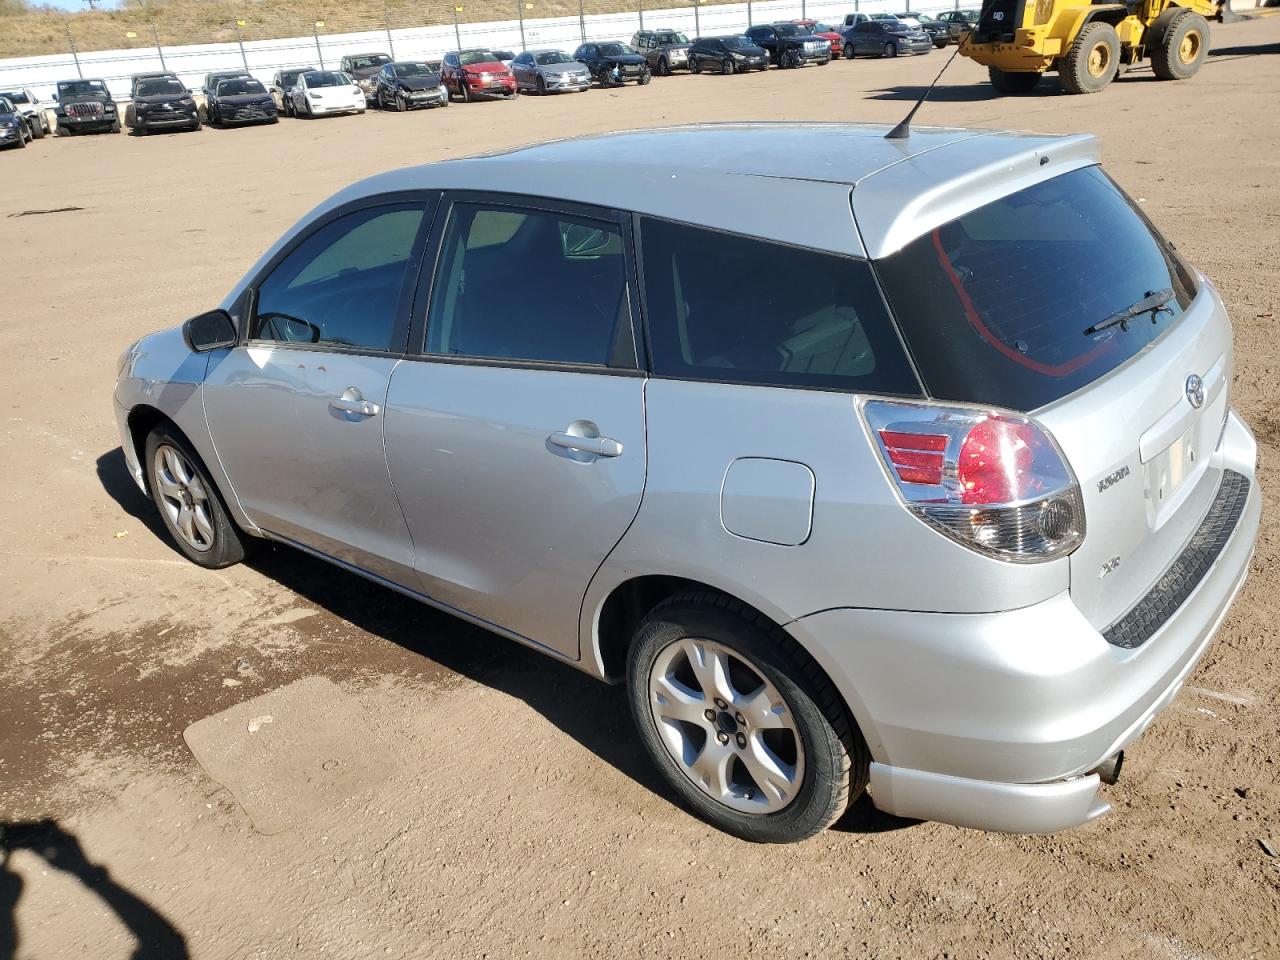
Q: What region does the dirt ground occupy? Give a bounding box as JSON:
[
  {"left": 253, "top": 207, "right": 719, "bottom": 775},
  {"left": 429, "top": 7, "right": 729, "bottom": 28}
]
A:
[{"left": 3, "top": 19, "right": 1280, "bottom": 960}]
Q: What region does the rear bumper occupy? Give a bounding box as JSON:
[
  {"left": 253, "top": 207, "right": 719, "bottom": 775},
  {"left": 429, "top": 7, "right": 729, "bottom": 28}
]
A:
[{"left": 788, "top": 409, "right": 1259, "bottom": 832}]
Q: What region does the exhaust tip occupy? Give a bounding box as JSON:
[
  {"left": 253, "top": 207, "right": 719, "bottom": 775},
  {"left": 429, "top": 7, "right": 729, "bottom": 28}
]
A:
[{"left": 1092, "top": 750, "right": 1124, "bottom": 786}]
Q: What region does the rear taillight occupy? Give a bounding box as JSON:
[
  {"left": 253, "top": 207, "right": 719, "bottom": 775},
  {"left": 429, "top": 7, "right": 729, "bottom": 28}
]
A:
[{"left": 862, "top": 399, "right": 1084, "bottom": 563}]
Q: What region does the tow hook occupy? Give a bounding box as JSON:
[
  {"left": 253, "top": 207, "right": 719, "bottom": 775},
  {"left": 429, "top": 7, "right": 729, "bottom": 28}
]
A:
[{"left": 1092, "top": 751, "right": 1124, "bottom": 786}]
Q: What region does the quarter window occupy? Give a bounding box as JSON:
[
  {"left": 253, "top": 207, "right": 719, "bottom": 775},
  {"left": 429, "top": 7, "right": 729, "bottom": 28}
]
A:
[
  {"left": 251, "top": 204, "right": 425, "bottom": 352},
  {"left": 426, "top": 203, "right": 630, "bottom": 366},
  {"left": 638, "top": 218, "right": 920, "bottom": 394}
]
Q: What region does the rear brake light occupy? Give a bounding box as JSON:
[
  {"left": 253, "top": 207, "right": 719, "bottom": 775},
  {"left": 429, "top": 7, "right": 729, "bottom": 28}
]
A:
[{"left": 863, "top": 399, "right": 1084, "bottom": 563}]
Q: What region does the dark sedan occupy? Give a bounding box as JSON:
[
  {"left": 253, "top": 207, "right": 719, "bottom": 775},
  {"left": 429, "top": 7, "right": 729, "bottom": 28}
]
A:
[
  {"left": 840, "top": 20, "right": 933, "bottom": 58},
  {"left": 572, "top": 42, "right": 651, "bottom": 86},
  {"left": 373, "top": 61, "right": 450, "bottom": 110},
  {"left": 208, "top": 77, "right": 278, "bottom": 126},
  {"left": 687, "top": 36, "right": 770, "bottom": 74}
]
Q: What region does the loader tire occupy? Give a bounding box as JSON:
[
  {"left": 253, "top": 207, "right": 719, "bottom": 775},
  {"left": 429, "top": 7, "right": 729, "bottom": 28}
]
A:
[
  {"left": 988, "top": 66, "right": 1041, "bottom": 94},
  {"left": 1060, "top": 21, "right": 1120, "bottom": 94},
  {"left": 1149, "top": 10, "right": 1208, "bottom": 80}
]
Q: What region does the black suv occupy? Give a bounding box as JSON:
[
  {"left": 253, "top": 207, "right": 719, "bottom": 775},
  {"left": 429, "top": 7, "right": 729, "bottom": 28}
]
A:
[
  {"left": 270, "top": 67, "right": 316, "bottom": 117},
  {"left": 572, "top": 42, "right": 651, "bottom": 86},
  {"left": 631, "top": 28, "right": 693, "bottom": 74},
  {"left": 52, "top": 78, "right": 119, "bottom": 135},
  {"left": 743, "top": 23, "right": 832, "bottom": 68},
  {"left": 127, "top": 73, "right": 200, "bottom": 134},
  {"left": 687, "top": 36, "right": 770, "bottom": 74}
]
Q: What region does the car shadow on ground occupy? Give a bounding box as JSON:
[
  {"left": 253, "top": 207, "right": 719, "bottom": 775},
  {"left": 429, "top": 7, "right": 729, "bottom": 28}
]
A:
[
  {"left": 96, "top": 445, "right": 919, "bottom": 837},
  {"left": 1, "top": 819, "right": 188, "bottom": 960}
]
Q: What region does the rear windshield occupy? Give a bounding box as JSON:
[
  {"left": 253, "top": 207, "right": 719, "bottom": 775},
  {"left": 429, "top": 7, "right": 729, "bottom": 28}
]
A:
[
  {"left": 876, "top": 166, "right": 1198, "bottom": 411},
  {"left": 639, "top": 218, "right": 921, "bottom": 395}
]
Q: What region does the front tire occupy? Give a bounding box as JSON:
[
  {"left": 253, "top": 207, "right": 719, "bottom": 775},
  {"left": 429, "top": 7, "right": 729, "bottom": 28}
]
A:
[
  {"left": 882, "top": 42, "right": 897, "bottom": 58},
  {"left": 988, "top": 65, "right": 1041, "bottom": 94},
  {"left": 1059, "top": 21, "right": 1120, "bottom": 94},
  {"left": 144, "top": 424, "right": 248, "bottom": 569},
  {"left": 722, "top": 57, "right": 735, "bottom": 75},
  {"left": 30, "top": 117, "right": 43, "bottom": 139},
  {"left": 626, "top": 592, "right": 869, "bottom": 843},
  {"left": 690, "top": 57, "right": 701, "bottom": 74}
]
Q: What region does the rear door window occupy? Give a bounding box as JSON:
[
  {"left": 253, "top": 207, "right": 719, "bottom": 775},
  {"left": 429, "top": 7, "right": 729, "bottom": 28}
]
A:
[
  {"left": 425, "top": 202, "right": 632, "bottom": 366},
  {"left": 875, "top": 165, "right": 1197, "bottom": 411},
  {"left": 637, "top": 218, "right": 921, "bottom": 394}
]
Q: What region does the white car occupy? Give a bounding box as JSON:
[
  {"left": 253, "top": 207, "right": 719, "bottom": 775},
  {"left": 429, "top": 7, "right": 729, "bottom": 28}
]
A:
[
  {"left": 291, "top": 70, "right": 366, "bottom": 118},
  {"left": 0, "top": 86, "right": 49, "bottom": 138}
]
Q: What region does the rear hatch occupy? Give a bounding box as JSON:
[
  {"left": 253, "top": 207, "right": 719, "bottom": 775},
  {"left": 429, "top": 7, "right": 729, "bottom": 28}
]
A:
[{"left": 876, "top": 164, "right": 1231, "bottom": 631}]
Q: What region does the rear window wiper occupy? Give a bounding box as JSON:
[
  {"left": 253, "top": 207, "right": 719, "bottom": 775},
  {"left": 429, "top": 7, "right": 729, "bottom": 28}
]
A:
[{"left": 1084, "top": 288, "right": 1175, "bottom": 336}]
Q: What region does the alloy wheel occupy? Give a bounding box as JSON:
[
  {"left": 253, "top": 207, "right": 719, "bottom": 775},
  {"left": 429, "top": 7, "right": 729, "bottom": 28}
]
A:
[
  {"left": 152, "top": 444, "right": 215, "bottom": 553},
  {"left": 647, "top": 637, "right": 805, "bottom": 814}
]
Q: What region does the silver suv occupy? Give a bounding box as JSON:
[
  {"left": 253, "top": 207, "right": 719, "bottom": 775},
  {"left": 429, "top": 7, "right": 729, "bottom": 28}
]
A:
[{"left": 113, "top": 125, "right": 1260, "bottom": 843}]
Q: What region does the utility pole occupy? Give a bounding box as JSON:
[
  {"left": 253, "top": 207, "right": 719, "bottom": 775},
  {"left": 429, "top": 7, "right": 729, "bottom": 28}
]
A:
[
  {"left": 234, "top": 19, "right": 249, "bottom": 71},
  {"left": 383, "top": 0, "right": 396, "bottom": 58},
  {"left": 638, "top": 0, "right": 644, "bottom": 31},
  {"left": 313, "top": 21, "right": 325, "bottom": 69},
  {"left": 452, "top": 5, "right": 462, "bottom": 52},
  {"left": 150, "top": 20, "right": 166, "bottom": 70},
  {"left": 517, "top": 0, "right": 526, "bottom": 51},
  {"left": 65, "top": 23, "right": 83, "bottom": 78},
  {"left": 578, "top": 0, "right": 585, "bottom": 43},
  {"left": 693, "top": 0, "right": 699, "bottom": 38}
]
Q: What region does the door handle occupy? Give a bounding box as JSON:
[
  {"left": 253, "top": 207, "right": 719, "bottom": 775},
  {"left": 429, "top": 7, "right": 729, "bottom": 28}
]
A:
[
  {"left": 548, "top": 431, "right": 623, "bottom": 458},
  {"left": 330, "top": 396, "right": 380, "bottom": 417}
]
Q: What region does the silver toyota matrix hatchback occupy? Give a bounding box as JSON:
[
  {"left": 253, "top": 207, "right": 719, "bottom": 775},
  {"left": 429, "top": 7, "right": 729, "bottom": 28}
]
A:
[{"left": 114, "top": 125, "right": 1260, "bottom": 843}]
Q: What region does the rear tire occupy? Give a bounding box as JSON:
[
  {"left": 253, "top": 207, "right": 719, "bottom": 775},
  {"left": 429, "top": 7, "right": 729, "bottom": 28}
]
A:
[
  {"left": 1060, "top": 20, "right": 1120, "bottom": 94},
  {"left": 626, "top": 592, "right": 869, "bottom": 844},
  {"left": 844, "top": 42, "right": 855, "bottom": 58},
  {"left": 144, "top": 424, "right": 248, "bottom": 569},
  {"left": 988, "top": 65, "right": 1041, "bottom": 94},
  {"left": 1149, "top": 11, "right": 1208, "bottom": 80}
]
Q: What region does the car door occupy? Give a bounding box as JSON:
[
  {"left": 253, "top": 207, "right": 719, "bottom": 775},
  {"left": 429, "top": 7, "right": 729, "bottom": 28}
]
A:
[
  {"left": 855, "top": 22, "right": 878, "bottom": 55},
  {"left": 202, "top": 196, "right": 438, "bottom": 585},
  {"left": 383, "top": 194, "right": 647, "bottom": 658}
]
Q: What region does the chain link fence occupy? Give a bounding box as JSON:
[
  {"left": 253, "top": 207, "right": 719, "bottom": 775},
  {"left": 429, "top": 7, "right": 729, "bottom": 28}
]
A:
[{"left": 0, "top": 0, "right": 965, "bottom": 96}]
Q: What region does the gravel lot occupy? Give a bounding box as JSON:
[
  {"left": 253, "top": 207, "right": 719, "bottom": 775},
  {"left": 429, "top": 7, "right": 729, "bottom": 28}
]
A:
[{"left": 2, "top": 18, "right": 1278, "bottom": 959}]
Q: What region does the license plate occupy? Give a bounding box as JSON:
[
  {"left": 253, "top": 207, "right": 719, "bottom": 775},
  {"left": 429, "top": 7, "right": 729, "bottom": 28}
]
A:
[{"left": 1148, "top": 426, "right": 1200, "bottom": 523}]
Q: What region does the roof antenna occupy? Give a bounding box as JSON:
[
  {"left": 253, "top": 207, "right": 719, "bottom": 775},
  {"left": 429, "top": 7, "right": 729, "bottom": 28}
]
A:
[{"left": 885, "top": 45, "right": 963, "bottom": 140}]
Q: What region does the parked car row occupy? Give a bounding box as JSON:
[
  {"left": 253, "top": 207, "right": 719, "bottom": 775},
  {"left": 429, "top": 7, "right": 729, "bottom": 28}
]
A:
[{"left": 3, "top": 12, "right": 983, "bottom": 149}]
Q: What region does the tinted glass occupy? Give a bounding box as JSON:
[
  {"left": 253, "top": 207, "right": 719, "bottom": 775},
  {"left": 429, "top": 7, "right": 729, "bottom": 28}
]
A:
[
  {"left": 137, "top": 79, "right": 185, "bottom": 96},
  {"left": 458, "top": 50, "right": 498, "bottom": 65},
  {"left": 252, "top": 205, "right": 425, "bottom": 352},
  {"left": 1, "top": 91, "right": 30, "bottom": 104},
  {"left": 58, "top": 80, "right": 108, "bottom": 96},
  {"left": 639, "top": 218, "right": 919, "bottom": 394},
  {"left": 350, "top": 55, "right": 391, "bottom": 69},
  {"left": 217, "top": 79, "right": 266, "bottom": 96},
  {"left": 774, "top": 24, "right": 801, "bottom": 36},
  {"left": 722, "top": 37, "right": 752, "bottom": 48},
  {"left": 535, "top": 51, "right": 572, "bottom": 64},
  {"left": 876, "top": 166, "right": 1197, "bottom": 411},
  {"left": 427, "top": 204, "right": 628, "bottom": 366},
  {"left": 598, "top": 43, "right": 635, "bottom": 55}
]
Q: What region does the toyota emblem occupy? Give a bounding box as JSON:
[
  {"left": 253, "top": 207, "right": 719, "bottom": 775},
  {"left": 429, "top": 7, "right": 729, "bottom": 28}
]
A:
[{"left": 1185, "top": 374, "right": 1205, "bottom": 409}]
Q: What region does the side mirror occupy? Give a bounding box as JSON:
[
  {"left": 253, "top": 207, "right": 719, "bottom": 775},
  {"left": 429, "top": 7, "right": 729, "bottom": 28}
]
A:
[
  {"left": 51, "top": 92, "right": 58, "bottom": 101},
  {"left": 183, "top": 309, "right": 237, "bottom": 353}
]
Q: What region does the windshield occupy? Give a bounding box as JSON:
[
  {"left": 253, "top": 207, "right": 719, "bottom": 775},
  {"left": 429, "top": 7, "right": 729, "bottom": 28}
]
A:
[
  {"left": 875, "top": 166, "right": 1198, "bottom": 411},
  {"left": 773, "top": 24, "right": 802, "bottom": 36},
  {"left": 137, "top": 79, "right": 185, "bottom": 97},
  {"left": 394, "top": 62, "right": 435, "bottom": 76},
  {"left": 812, "top": 22, "right": 836, "bottom": 32},
  {"left": 349, "top": 55, "right": 390, "bottom": 70},
  {"left": 0, "top": 91, "right": 30, "bottom": 104},
  {"left": 534, "top": 51, "right": 573, "bottom": 65},
  {"left": 305, "top": 72, "right": 350, "bottom": 87},
  {"left": 58, "top": 80, "right": 108, "bottom": 97},
  {"left": 217, "top": 79, "right": 266, "bottom": 96},
  {"left": 598, "top": 43, "right": 636, "bottom": 56},
  {"left": 654, "top": 32, "right": 689, "bottom": 43},
  {"left": 0, "top": 98, "right": 13, "bottom": 114},
  {"left": 459, "top": 50, "right": 498, "bottom": 65},
  {"left": 913, "top": 12, "right": 936, "bottom": 21},
  {"left": 722, "top": 36, "right": 755, "bottom": 49}
]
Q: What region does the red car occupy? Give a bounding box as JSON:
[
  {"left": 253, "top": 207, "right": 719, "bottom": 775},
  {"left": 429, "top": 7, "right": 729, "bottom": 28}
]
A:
[
  {"left": 792, "top": 19, "right": 844, "bottom": 58},
  {"left": 440, "top": 48, "right": 518, "bottom": 101}
]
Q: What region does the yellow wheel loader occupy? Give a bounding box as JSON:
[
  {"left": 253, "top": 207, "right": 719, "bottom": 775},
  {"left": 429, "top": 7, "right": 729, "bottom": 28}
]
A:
[{"left": 959, "top": 0, "right": 1231, "bottom": 94}]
